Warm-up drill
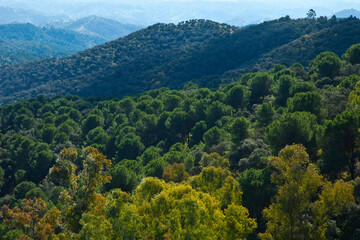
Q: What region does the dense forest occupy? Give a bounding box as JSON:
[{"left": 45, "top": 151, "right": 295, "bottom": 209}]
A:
[
  {"left": 0, "top": 23, "right": 105, "bottom": 66},
  {"left": 1, "top": 41, "right": 360, "bottom": 239},
  {"left": 1, "top": 17, "right": 360, "bottom": 105}
]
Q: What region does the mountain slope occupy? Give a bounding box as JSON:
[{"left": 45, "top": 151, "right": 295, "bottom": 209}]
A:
[
  {"left": 48, "top": 16, "right": 142, "bottom": 41},
  {"left": 334, "top": 8, "right": 360, "bottom": 18},
  {"left": 0, "top": 18, "right": 358, "bottom": 105},
  {"left": 0, "top": 5, "right": 67, "bottom": 25},
  {"left": 229, "top": 17, "right": 360, "bottom": 75},
  {"left": 0, "top": 22, "right": 105, "bottom": 66}
]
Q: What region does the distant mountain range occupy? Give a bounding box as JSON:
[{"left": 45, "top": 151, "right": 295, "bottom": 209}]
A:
[
  {"left": 2, "top": 2, "right": 360, "bottom": 27},
  {"left": 0, "top": 6, "right": 68, "bottom": 25},
  {"left": 0, "top": 22, "right": 105, "bottom": 66},
  {"left": 0, "top": 15, "right": 143, "bottom": 66},
  {"left": 334, "top": 8, "right": 360, "bottom": 18},
  {"left": 5, "top": 1, "right": 360, "bottom": 26},
  {"left": 47, "top": 16, "right": 142, "bottom": 41},
  {"left": 0, "top": 4, "right": 143, "bottom": 41},
  {"left": 0, "top": 17, "right": 360, "bottom": 105}
]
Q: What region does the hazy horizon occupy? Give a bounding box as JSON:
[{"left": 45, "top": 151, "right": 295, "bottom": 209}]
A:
[{"left": 0, "top": 0, "right": 359, "bottom": 26}]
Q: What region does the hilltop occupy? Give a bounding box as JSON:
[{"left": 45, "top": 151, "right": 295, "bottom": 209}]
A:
[
  {"left": 0, "top": 17, "right": 360, "bottom": 104},
  {"left": 230, "top": 16, "right": 360, "bottom": 75},
  {"left": 334, "top": 8, "right": 360, "bottom": 18}
]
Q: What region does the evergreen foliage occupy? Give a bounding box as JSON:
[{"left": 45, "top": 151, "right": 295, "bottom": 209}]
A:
[{"left": 0, "top": 20, "right": 360, "bottom": 239}]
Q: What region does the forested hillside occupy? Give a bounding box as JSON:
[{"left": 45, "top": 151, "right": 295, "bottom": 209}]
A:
[
  {"left": 0, "top": 22, "right": 105, "bottom": 66},
  {"left": 1, "top": 44, "right": 360, "bottom": 239},
  {"left": 247, "top": 16, "right": 360, "bottom": 73},
  {"left": 48, "top": 15, "right": 142, "bottom": 41},
  {"left": 1, "top": 17, "right": 360, "bottom": 105}
]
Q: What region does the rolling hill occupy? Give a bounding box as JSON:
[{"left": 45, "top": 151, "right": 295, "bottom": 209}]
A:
[
  {"left": 0, "top": 17, "right": 359, "bottom": 105},
  {"left": 227, "top": 16, "right": 360, "bottom": 76},
  {"left": 0, "top": 22, "right": 105, "bottom": 66},
  {"left": 334, "top": 8, "right": 360, "bottom": 19},
  {"left": 47, "top": 16, "right": 142, "bottom": 42}
]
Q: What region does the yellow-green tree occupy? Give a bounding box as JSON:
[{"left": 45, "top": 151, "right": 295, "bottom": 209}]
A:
[
  {"left": 48, "top": 147, "right": 112, "bottom": 234},
  {"left": 199, "top": 152, "right": 230, "bottom": 169},
  {"left": 78, "top": 194, "right": 114, "bottom": 240},
  {"left": 94, "top": 177, "right": 256, "bottom": 240},
  {"left": 190, "top": 166, "right": 242, "bottom": 209},
  {"left": 349, "top": 81, "right": 360, "bottom": 108},
  {"left": 105, "top": 189, "right": 140, "bottom": 239},
  {"left": 132, "top": 177, "right": 256, "bottom": 239},
  {"left": 260, "top": 144, "right": 354, "bottom": 240}
]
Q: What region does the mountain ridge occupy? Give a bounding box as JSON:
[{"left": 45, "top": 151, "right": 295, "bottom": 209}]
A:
[
  {"left": 228, "top": 16, "right": 360, "bottom": 75},
  {"left": 334, "top": 8, "right": 360, "bottom": 18},
  {"left": 46, "top": 15, "right": 142, "bottom": 41},
  {"left": 0, "top": 17, "right": 359, "bottom": 105},
  {"left": 0, "top": 5, "right": 68, "bottom": 25}
]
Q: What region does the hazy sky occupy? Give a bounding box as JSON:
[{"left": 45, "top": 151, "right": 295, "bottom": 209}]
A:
[
  {"left": 0, "top": 0, "right": 359, "bottom": 25},
  {"left": 3, "top": 0, "right": 360, "bottom": 7},
  {"left": 46, "top": 0, "right": 360, "bottom": 5}
]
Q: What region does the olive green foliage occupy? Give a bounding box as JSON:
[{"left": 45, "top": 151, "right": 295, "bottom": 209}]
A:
[
  {"left": 200, "top": 152, "right": 230, "bottom": 169},
  {"left": 103, "top": 177, "right": 256, "bottom": 239},
  {"left": 162, "top": 163, "right": 189, "bottom": 183},
  {"left": 0, "top": 37, "right": 360, "bottom": 239},
  {"left": 260, "top": 145, "right": 354, "bottom": 240}
]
